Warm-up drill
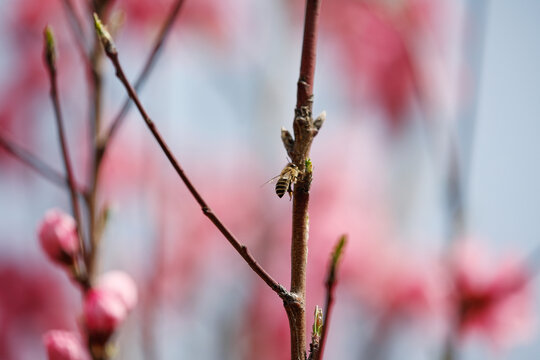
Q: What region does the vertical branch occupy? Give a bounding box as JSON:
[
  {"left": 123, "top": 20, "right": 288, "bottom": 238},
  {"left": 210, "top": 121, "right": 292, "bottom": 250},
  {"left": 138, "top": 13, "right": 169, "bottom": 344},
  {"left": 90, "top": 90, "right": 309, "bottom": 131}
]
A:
[
  {"left": 438, "top": 2, "right": 489, "bottom": 359},
  {"left": 285, "top": 1, "right": 323, "bottom": 359},
  {"left": 313, "top": 236, "right": 346, "bottom": 360},
  {"left": 43, "top": 26, "right": 87, "bottom": 263},
  {"left": 60, "top": 0, "right": 91, "bottom": 67},
  {"left": 441, "top": 336, "right": 455, "bottom": 360},
  {"left": 296, "top": 0, "right": 321, "bottom": 109},
  {"left": 86, "top": 0, "right": 112, "bottom": 280},
  {"left": 445, "top": 134, "right": 465, "bottom": 241}
]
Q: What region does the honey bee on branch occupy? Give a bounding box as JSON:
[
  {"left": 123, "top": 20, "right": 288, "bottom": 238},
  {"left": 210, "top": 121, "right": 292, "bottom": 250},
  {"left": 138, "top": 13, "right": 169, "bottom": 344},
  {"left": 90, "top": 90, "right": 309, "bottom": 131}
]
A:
[{"left": 265, "top": 163, "right": 301, "bottom": 200}]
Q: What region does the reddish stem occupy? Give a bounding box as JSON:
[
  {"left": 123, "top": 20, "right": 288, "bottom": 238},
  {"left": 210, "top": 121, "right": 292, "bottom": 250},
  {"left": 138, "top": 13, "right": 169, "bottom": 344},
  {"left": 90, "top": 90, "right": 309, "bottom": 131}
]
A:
[
  {"left": 286, "top": 1, "right": 323, "bottom": 359},
  {"left": 44, "top": 43, "right": 87, "bottom": 267},
  {"left": 100, "top": 45, "right": 288, "bottom": 300},
  {"left": 316, "top": 260, "right": 337, "bottom": 359},
  {"left": 296, "top": 0, "right": 322, "bottom": 109}
]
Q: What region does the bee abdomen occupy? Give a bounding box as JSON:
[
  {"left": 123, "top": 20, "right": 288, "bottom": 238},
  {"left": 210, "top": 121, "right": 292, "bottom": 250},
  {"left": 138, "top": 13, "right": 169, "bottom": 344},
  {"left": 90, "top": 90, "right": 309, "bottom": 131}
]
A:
[{"left": 275, "top": 180, "right": 289, "bottom": 198}]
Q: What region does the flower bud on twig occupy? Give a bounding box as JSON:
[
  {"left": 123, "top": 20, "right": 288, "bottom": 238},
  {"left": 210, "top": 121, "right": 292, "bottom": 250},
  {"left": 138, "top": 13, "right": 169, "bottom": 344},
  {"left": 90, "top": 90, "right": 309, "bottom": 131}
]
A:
[
  {"left": 43, "top": 26, "right": 56, "bottom": 72},
  {"left": 38, "top": 209, "right": 80, "bottom": 266},
  {"left": 84, "top": 289, "right": 128, "bottom": 340},
  {"left": 43, "top": 330, "right": 88, "bottom": 360},
  {"left": 93, "top": 13, "right": 117, "bottom": 55},
  {"left": 313, "top": 305, "right": 323, "bottom": 338},
  {"left": 96, "top": 270, "right": 138, "bottom": 311},
  {"left": 83, "top": 271, "right": 138, "bottom": 342}
]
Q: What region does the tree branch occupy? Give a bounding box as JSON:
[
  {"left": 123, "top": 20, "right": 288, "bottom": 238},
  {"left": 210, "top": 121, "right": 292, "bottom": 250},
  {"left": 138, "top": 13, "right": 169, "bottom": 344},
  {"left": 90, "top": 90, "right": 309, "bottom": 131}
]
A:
[
  {"left": 296, "top": 0, "right": 321, "bottom": 109},
  {"left": 285, "top": 1, "right": 323, "bottom": 359},
  {"left": 44, "top": 26, "right": 87, "bottom": 264},
  {"left": 86, "top": 0, "right": 186, "bottom": 278},
  {"left": 93, "top": 14, "right": 289, "bottom": 300},
  {"left": 0, "top": 132, "right": 87, "bottom": 196},
  {"left": 313, "top": 236, "right": 346, "bottom": 360},
  {"left": 60, "top": 0, "right": 92, "bottom": 69},
  {"left": 86, "top": 0, "right": 116, "bottom": 282}
]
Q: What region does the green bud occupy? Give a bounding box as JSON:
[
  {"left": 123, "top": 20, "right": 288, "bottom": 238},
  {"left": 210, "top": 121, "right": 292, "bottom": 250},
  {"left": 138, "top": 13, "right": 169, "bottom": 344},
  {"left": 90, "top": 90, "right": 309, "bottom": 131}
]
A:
[
  {"left": 313, "top": 305, "right": 323, "bottom": 337},
  {"left": 305, "top": 158, "right": 313, "bottom": 174},
  {"left": 331, "top": 235, "right": 347, "bottom": 268},
  {"left": 43, "top": 25, "right": 56, "bottom": 70},
  {"left": 93, "top": 13, "right": 117, "bottom": 55}
]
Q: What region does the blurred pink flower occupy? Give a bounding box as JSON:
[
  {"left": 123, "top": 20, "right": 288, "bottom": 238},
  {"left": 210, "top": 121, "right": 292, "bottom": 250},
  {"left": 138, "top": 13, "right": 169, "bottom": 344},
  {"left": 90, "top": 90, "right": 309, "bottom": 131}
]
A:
[
  {"left": 43, "top": 330, "right": 88, "bottom": 360},
  {"left": 0, "top": 0, "right": 75, "bottom": 159},
  {"left": 450, "top": 241, "right": 534, "bottom": 347},
  {"left": 288, "top": 0, "right": 449, "bottom": 130},
  {"left": 348, "top": 241, "right": 446, "bottom": 323},
  {"left": 83, "top": 271, "right": 137, "bottom": 338},
  {"left": 95, "top": 271, "right": 138, "bottom": 311},
  {"left": 83, "top": 289, "right": 128, "bottom": 337},
  {"left": 38, "top": 209, "right": 80, "bottom": 265},
  {"left": 0, "top": 259, "right": 78, "bottom": 359},
  {"left": 377, "top": 251, "right": 445, "bottom": 318}
]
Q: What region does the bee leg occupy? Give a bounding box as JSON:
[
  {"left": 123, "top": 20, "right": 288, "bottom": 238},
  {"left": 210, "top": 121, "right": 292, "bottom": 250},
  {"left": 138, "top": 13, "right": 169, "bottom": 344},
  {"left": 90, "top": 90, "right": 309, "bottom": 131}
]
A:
[{"left": 287, "top": 184, "right": 293, "bottom": 201}]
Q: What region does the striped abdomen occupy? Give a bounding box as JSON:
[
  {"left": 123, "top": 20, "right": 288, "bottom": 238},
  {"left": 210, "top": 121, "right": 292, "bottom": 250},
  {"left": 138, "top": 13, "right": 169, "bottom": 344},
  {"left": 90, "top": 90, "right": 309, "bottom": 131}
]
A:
[{"left": 275, "top": 178, "right": 290, "bottom": 198}]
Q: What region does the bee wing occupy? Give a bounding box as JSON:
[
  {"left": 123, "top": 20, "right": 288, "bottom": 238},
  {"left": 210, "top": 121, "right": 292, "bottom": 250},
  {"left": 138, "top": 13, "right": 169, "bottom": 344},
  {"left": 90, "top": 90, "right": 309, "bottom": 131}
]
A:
[{"left": 260, "top": 174, "right": 281, "bottom": 187}]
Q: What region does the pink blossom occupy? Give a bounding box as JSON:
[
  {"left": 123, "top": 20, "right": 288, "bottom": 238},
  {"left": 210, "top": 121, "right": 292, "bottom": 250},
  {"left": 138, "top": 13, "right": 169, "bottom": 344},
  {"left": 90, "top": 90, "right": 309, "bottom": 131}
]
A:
[
  {"left": 38, "top": 209, "right": 80, "bottom": 265},
  {"left": 0, "top": 260, "right": 77, "bottom": 359},
  {"left": 83, "top": 289, "right": 128, "bottom": 337},
  {"left": 286, "top": 0, "right": 451, "bottom": 130},
  {"left": 450, "top": 241, "right": 534, "bottom": 347},
  {"left": 95, "top": 271, "right": 138, "bottom": 311},
  {"left": 348, "top": 242, "right": 446, "bottom": 322},
  {"left": 43, "top": 330, "right": 88, "bottom": 360},
  {"left": 83, "top": 271, "right": 137, "bottom": 338}
]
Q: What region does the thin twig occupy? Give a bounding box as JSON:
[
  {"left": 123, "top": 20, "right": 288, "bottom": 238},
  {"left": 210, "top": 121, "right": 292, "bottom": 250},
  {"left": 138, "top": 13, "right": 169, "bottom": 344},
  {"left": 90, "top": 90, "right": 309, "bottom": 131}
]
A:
[
  {"left": 44, "top": 26, "right": 87, "bottom": 263},
  {"left": 0, "top": 132, "right": 86, "bottom": 196},
  {"left": 314, "top": 236, "right": 346, "bottom": 360},
  {"left": 60, "top": 0, "right": 92, "bottom": 68},
  {"left": 87, "top": 0, "right": 185, "bottom": 278},
  {"left": 93, "top": 15, "right": 288, "bottom": 300},
  {"left": 438, "top": 3, "right": 489, "bottom": 359},
  {"left": 86, "top": 0, "right": 114, "bottom": 281},
  {"left": 100, "top": 0, "right": 186, "bottom": 148},
  {"left": 441, "top": 331, "right": 455, "bottom": 360},
  {"left": 285, "top": 1, "right": 323, "bottom": 359}
]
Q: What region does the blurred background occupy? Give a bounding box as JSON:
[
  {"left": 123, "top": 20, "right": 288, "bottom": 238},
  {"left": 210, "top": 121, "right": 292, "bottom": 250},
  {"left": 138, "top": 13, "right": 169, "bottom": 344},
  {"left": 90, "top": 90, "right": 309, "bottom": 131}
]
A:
[{"left": 1, "top": 0, "right": 540, "bottom": 359}]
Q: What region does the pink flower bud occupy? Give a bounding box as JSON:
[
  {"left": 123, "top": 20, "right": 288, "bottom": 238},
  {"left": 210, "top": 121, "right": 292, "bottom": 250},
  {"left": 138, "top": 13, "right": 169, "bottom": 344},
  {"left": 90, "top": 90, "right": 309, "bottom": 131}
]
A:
[
  {"left": 38, "top": 209, "right": 79, "bottom": 265},
  {"left": 43, "top": 330, "right": 88, "bottom": 360},
  {"left": 83, "top": 289, "right": 128, "bottom": 337},
  {"left": 96, "top": 271, "right": 138, "bottom": 311}
]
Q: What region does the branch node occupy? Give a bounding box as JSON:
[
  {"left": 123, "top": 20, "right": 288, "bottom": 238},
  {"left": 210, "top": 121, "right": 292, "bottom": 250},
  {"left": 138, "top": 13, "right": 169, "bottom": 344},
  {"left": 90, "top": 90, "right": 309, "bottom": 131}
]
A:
[
  {"left": 297, "top": 79, "right": 310, "bottom": 96},
  {"left": 283, "top": 291, "right": 304, "bottom": 308}
]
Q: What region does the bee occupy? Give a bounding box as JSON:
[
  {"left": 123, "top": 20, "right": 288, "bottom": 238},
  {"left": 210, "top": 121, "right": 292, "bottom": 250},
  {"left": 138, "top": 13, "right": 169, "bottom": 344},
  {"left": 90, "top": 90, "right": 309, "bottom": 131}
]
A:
[{"left": 274, "top": 162, "right": 300, "bottom": 199}]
